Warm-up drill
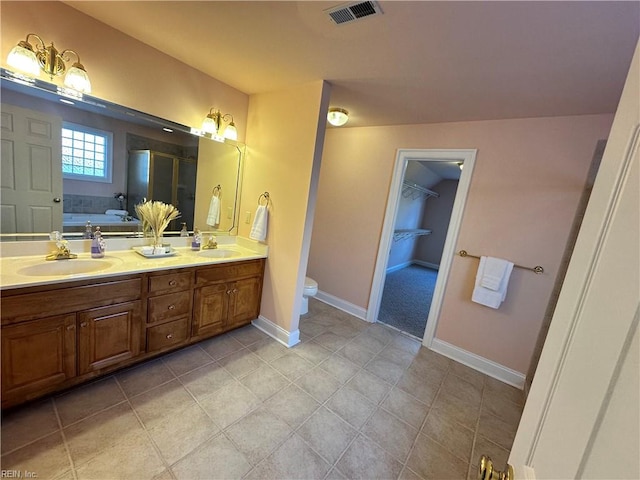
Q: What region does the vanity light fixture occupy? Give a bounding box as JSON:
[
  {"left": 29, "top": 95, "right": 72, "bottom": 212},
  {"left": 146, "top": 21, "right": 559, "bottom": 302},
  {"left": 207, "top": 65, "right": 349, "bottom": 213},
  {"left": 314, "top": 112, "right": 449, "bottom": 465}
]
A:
[
  {"left": 202, "top": 108, "right": 237, "bottom": 140},
  {"left": 6, "top": 33, "right": 92, "bottom": 93},
  {"left": 327, "top": 107, "right": 349, "bottom": 126}
]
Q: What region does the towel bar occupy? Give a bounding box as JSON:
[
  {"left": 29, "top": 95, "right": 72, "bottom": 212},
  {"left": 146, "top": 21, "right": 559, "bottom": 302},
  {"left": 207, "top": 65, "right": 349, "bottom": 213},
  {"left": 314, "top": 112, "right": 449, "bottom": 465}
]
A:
[
  {"left": 212, "top": 185, "right": 221, "bottom": 196},
  {"left": 458, "top": 250, "right": 544, "bottom": 274},
  {"left": 258, "top": 192, "right": 270, "bottom": 206}
]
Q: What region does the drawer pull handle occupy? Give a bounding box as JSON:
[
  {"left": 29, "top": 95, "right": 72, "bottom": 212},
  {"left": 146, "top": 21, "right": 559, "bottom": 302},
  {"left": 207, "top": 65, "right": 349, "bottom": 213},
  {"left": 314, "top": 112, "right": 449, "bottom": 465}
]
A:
[
  {"left": 168, "top": 304, "right": 176, "bottom": 310},
  {"left": 80, "top": 322, "right": 88, "bottom": 328},
  {"left": 166, "top": 334, "right": 173, "bottom": 339},
  {"left": 169, "top": 280, "right": 177, "bottom": 287},
  {"left": 66, "top": 324, "right": 75, "bottom": 330},
  {"left": 227, "top": 290, "right": 232, "bottom": 295},
  {"left": 233, "top": 288, "right": 238, "bottom": 293}
]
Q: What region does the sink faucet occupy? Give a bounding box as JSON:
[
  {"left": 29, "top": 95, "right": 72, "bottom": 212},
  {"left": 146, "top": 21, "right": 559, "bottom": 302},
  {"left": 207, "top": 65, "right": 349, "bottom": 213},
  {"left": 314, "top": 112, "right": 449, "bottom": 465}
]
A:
[
  {"left": 202, "top": 235, "right": 218, "bottom": 250},
  {"left": 46, "top": 231, "right": 78, "bottom": 260}
]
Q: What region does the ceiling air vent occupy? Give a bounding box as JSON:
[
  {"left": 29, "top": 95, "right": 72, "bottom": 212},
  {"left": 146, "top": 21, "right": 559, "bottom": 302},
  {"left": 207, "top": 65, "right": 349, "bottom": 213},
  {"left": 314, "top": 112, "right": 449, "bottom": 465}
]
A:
[{"left": 325, "top": 1, "right": 383, "bottom": 25}]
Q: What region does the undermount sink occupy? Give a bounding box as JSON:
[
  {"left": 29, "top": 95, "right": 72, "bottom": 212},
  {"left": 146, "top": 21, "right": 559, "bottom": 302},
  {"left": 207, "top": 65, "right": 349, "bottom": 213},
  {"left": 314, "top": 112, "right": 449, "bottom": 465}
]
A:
[
  {"left": 197, "top": 248, "right": 241, "bottom": 259},
  {"left": 17, "top": 259, "right": 118, "bottom": 277}
]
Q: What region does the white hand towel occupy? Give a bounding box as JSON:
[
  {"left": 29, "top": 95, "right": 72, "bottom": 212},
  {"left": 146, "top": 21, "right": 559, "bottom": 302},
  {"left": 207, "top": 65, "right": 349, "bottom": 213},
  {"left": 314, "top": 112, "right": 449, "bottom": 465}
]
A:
[
  {"left": 480, "top": 256, "right": 510, "bottom": 291},
  {"left": 206, "top": 195, "right": 220, "bottom": 226},
  {"left": 472, "top": 256, "right": 514, "bottom": 309},
  {"left": 249, "top": 205, "right": 268, "bottom": 242}
]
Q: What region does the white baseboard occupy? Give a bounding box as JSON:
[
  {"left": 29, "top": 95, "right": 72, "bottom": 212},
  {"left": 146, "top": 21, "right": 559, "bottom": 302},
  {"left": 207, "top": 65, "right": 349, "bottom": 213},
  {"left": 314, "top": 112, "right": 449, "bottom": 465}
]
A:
[
  {"left": 386, "top": 261, "right": 412, "bottom": 274},
  {"left": 252, "top": 316, "right": 300, "bottom": 348},
  {"left": 430, "top": 338, "right": 525, "bottom": 389},
  {"left": 315, "top": 290, "right": 368, "bottom": 321},
  {"left": 413, "top": 260, "right": 440, "bottom": 270}
]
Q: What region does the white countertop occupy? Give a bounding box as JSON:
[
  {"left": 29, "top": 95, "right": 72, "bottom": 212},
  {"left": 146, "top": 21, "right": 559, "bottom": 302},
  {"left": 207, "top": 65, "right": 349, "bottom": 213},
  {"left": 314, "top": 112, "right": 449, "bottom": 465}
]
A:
[{"left": 0, "top": 236, "right": 267, "bottom": 290}]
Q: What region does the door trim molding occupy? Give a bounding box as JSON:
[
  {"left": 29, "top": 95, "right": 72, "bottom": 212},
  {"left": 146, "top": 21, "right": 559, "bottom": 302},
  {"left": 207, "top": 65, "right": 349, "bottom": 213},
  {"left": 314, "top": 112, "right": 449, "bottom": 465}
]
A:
[{"left": 367, "top": 149, "right": 477, "bottom": 351}]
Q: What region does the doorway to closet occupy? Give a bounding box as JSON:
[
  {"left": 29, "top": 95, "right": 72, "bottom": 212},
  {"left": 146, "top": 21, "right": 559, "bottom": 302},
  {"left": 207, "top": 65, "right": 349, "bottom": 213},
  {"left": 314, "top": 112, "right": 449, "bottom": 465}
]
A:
[{"left": 368, "top": 149, "right": 477, "bottom": 346}]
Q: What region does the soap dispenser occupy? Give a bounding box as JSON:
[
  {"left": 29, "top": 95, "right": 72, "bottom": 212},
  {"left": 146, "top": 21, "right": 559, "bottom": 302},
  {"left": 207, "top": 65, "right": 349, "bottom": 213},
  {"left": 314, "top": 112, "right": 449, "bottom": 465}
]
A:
[
  {"left": 83, "top": 220, "right": 93, "bottom": 239},
  {"left": 91, "top": 226, "right": 105, "bottom": 258},
  {"left": 180, "top": 222, "right": 189, "bottom": 237}
]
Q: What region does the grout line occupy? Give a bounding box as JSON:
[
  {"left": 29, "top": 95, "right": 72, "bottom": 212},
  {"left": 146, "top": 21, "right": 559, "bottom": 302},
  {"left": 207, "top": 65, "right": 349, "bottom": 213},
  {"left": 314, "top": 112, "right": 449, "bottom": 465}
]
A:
[{"left": 52, "top": 397, "right": 79, "bottom": 480}]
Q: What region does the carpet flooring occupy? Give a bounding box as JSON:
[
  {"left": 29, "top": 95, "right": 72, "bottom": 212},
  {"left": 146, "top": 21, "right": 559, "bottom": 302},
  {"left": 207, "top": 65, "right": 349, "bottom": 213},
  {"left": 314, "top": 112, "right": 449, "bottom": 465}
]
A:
[{"left": 378, "top": 265, "right": 438, "bottom": 338}]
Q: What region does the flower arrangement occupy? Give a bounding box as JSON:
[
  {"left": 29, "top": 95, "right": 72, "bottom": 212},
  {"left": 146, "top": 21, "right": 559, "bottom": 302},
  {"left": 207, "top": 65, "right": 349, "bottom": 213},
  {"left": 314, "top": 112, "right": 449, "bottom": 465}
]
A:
[{"left": 134, "top": 200, "right": 181, "bottom": 252}]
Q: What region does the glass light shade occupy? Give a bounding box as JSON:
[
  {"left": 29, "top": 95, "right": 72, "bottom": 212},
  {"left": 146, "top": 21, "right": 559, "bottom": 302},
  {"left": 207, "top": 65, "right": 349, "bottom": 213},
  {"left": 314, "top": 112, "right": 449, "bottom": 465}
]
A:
[
  {"left": 7, "top": 43, "right": 40, "bottom": 76},
  {"left": 64, "top": 64, "right": 91, "bottom": 93},
  {"left": 202, "top": 115, "right": 217, "bottom": 134},
  {"left": 327, "top": 108, "right": 349, "bottom": 126},
  {"left": 224, "top": 122, "right": 238, "bottom": 141}
]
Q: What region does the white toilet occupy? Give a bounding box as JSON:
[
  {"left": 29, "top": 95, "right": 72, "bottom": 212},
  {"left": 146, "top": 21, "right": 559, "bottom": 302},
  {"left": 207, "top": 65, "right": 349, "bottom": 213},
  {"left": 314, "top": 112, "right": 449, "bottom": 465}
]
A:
[{"left": 301, "top": 276, "right": 318, "bottom": 315}]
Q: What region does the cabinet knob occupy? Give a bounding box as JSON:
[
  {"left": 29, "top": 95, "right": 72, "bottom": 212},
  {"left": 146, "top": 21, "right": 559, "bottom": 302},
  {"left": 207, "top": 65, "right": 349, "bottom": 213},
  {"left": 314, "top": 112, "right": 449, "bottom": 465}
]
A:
[
  {"left": 80, "top": 322, "right": 88, "bottom": 328},
  {"left": 166, "top": 334, "right": 173, "bottom": 339},
  {"left": 233, "top": 288, "right": 238, "bottom": 293},
  {"left": 66, "top": 324, "right": 75, "bottom": 330},
  {"left": 169, "top": 280, "right": 177, "bottom": 287},
  {"left": 226, "top": 290, "right": 232, "bottom": 295},
  {"left": 168, "top": 304, "right": 176, "bottom": 310}
]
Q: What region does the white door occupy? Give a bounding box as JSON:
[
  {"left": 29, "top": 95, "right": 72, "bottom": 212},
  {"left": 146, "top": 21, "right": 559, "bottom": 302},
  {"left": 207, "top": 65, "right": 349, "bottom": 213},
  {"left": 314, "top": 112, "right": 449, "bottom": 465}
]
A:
[
  {"left": 1, "top": 103, "right": 63, "bottom": 233},
  {"left": 507, "top": 41, "right": 639, "bottom": 480}
]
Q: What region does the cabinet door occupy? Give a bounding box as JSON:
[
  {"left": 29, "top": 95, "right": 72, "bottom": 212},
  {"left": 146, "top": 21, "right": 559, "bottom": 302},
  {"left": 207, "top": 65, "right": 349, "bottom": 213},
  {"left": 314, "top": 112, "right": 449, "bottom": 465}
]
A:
[
  {"left": 227, "top": 276, "right": 262, "bottom": 329},
  {"left": 1, "top": 314, "right": 76, "bottom": 405},
  {"left": 193, "top": 283, "right": 228, "bottom": 338},
  {"left": 78, "top": 301, "right": 141, "bottom": 375}
]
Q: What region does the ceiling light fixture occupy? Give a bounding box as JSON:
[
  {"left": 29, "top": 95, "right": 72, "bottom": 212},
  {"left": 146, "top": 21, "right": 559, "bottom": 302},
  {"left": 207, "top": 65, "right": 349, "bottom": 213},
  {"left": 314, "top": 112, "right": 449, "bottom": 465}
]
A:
[
  {"left": 327, "top": 107, "right": 349, "bottom": 127},
  {"left": 202, "top": 108, "right": 237, "bottom": 140},
  {"left": 6, "top": 33, "right": 92, "bottom": 93}
]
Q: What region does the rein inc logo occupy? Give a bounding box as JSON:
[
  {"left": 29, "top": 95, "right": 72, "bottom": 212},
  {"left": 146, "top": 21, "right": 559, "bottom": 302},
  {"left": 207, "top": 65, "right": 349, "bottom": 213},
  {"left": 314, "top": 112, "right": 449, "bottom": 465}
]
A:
[{"left": 1, "top": 471, "right": 37, "bottom": 478}]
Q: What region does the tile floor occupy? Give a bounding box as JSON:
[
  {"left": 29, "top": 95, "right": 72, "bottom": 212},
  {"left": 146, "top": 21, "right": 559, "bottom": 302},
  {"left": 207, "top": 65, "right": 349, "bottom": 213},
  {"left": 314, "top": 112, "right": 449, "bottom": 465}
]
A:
[{"left": 1, "top": 299, "right": 524, "bottom": 480}]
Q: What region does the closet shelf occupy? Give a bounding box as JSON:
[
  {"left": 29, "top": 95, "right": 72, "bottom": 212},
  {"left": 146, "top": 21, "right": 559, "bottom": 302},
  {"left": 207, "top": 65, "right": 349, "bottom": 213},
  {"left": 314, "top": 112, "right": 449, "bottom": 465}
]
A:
[
  {"left": 393, "top": 229, "right": 432, "bottom": 241},
  {"left": 402, "top": 182, "right": 439, "bottom": 200}
]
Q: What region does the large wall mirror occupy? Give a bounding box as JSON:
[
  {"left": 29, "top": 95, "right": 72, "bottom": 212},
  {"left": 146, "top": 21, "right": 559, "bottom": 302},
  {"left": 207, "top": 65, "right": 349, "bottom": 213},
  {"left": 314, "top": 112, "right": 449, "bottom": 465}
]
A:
[{"left": 0, "top": 69, "right": 244, "bottom": 241}]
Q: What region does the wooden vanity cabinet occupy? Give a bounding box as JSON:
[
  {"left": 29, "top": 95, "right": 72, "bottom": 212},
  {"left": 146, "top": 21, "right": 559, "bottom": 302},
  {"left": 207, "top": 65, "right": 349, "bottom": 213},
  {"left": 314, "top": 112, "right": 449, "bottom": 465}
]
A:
[{"left": 193, "top": 259, "right": 265, "bottom": 340}]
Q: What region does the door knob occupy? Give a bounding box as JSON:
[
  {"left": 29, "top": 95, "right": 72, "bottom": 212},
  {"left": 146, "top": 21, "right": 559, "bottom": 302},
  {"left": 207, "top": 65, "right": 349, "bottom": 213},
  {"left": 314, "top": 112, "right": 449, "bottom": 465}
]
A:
[
  {"left": 53, "top": 197, "right": 61, "bottom": 203},
  {"left": 478, "top": 455, "right": 513, "bottom": 480}
]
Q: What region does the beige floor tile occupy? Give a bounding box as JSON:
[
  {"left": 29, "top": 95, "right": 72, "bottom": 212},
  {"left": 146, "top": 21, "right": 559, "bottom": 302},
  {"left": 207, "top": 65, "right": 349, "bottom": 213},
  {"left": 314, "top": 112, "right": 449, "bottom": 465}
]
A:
[
  {"left": 263, "top": 384, "right": 320, "bottom": 429},
  {"left": 422, "top": 412, "right": 475, "bottom": 462},
  {"left": 162, "top": 345, "right": 213, "bottom": 376},
  {"left": 217, "top": 348, "right": 265, "bottom": 378},
  {"left": 318, "top": 355, "right": 360, "bottom": 383},
  {"left": 225, "top": 407, "right": 293, "bottom": 465},
  {"left": 198, "top": 334, "right": 244, "bottom": 360},
  {"left": 270, "top": 350, "right": 314, "bottom": 381},
  {"left": 1, "top": 431, "right": 71, "bottom": 480},
  {"left": 349, "top": 332, "right": 387, "bottom": 354},
  {"left": 198, "top": 380, "right": 261, "bottom": 429},
  {"left": 240, "top": 363, "right": 290, "bottom": 401},
  {"left": 55, "top": 376, "right": 125, "bottom": 427},
  {"left": 378, "top": 344, "right": 418, "bottom": 369},
  {"left": 291, "top": 340, "right": 332, "bottom": 365},
  {"left": 471, "top": 435, "right": 510, "bottom": 471},
  {"left": 329, "top": 323, "right": 361, "bottom": 339},
  {"left": 326, "top": 386, "right": 376, "bottom": 429},
  {"left": 297, "top": 406, "right": 357, "bottom": 463},
  {"left": 247, "top": 337, "right": 288, "bottom": 362},
  {"left": 396, "top": 368, "right": 442, "bottom": 405},
  {"left": 151, "top": 470, "right": 175, "bottom": 480},
  {"left": 366, "top": 323, "right": 399, "bottom": 345},
  {"left": 482, "top": 387, "right": 524, "bottom": 425},
  {"left": 346, "top": 369, "right": 392, "bottom": 405},
  {"left": 449, "top": 361, "right": 487, "bottom": 390},
  {"left": 336, "top": 341, "right": 378, "bottom": 366},
  {"left": 381, "top": 387, "right": 430, "bottom": 429},
  {"left": 172, "top": 433, "right": 252, "bottom": 480},
  {"left": 295, "top": 367, "right": 342, "bottom": 403},
  {"left": 245, "top": 433, "right": 331, "bottom": 480},
  {"left": 229, "top": 325, "right": 268, "bottom": 346},
  {"left": 178, "top": 361, "right": 235, "bottom": 400},
  {"left": 407, "top": 434, "right": 469, "bottom": 480},
  {"left": 325, "top": 467, "right": 349, "bottom": 480},
  {"left": 365, "top": 355, "right": 408, "bottom": 384},
  {"left": 129, "top": 379, "right": 196, "bottom": 429},
  {"left": 390, "top": 334, "right": 422, "bottom": 354},
  {"left": 399, "top": 466, "right": 426, "bottom": 480},
  {"left": 313, "top": 331, "right": 349, "bottom": 351},
  {"left": 147, "top": 402, "right": 219, "bottom": 465},
  {"left": 74, "top": 430, "right": 164, "bottom": 480},
  {"left": 1, "top": 399, "right": 59, "bottom": 455},
  {"left": 440, "top": 372, "right": 483, "bottom": 406},
  {"left": 431, "top": 388, "right": 481, "bottom": 430},
  {"left": 484, "top": 376, "right": 525, "bottom": 406},
  {"left": 410, "top": 348, "right": 452, "bottom": 375},
  {"left": 64, "top": 402, "right": 144, "bottom": 467},
  {"left": 116, "top": 358, "right": 175, "bottom": 398},
  {"left": 336, "top": 434, "right": 403, "bottom": 480},
  {"left": 362, "top": 408, "right": 419, "bottom": 463},
  {"left": 477, "top": 409, "right": 519, "bottom": 451},
  {"left": 298, "top": 319, "right": 329, "bottom": 337}
]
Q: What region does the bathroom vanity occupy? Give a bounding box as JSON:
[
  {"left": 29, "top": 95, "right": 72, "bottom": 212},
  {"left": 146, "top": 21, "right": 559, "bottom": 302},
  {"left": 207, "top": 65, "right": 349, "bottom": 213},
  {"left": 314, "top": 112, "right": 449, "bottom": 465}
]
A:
[{"left": 0, "top": 240, "right": 266, "bottom": 409}]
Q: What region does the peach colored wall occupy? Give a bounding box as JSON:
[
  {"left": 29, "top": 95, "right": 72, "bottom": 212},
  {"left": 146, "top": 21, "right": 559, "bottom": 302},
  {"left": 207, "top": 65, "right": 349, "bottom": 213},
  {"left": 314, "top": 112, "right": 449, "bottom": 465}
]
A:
[
  {"left": 308, "top": 114, "right": 613, "bottom": 373},
  {"left": 1, "top": 1, "right": 248, "bottom": 140},
  {"left": 241, "top": 81, "right": 330, "bottom": 334}
]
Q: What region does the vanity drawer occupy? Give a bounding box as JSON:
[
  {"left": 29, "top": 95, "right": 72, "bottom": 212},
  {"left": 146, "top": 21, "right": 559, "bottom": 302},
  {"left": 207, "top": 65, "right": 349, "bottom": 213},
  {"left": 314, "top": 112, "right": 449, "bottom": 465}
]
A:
[
  {"left": 195, "top": 259, "right": 265, "bottom": 285},
  {"left": 147, "top": 291, "right": 191, "bottom": 324},
  {"left": 147, "top": 317, "right": 190, "bottom": 352},
  {"left": 148, "top": 272, "right": 193, "bottom": 294}
]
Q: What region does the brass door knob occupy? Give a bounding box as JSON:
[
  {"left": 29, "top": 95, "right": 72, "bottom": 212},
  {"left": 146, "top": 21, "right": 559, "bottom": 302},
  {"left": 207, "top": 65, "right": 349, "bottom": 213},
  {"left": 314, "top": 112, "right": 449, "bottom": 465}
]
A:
[{"left": 478, "top": 455, "right": 513, "bottom": 480}]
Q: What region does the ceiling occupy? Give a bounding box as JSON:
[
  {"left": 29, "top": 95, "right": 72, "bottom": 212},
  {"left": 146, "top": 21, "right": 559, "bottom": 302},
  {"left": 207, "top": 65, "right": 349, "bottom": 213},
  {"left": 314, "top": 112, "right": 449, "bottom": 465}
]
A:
[{"left": 66, "top": 1, "right": 639, "bottom": 128}]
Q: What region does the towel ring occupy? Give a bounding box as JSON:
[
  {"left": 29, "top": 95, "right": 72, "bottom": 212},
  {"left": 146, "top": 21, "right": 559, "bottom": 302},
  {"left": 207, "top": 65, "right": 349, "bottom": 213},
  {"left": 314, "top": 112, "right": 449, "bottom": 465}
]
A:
[
  {"left": 258, "top": 192, "right": 270, "bottom": 206},
  {"left": 212, "top": 185, "right": 221, "bottom": 197}
]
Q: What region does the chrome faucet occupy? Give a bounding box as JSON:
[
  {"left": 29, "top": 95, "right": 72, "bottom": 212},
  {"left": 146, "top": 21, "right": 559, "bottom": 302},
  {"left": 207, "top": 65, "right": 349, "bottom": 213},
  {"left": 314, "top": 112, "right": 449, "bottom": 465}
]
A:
[
  {"left": 46, "top": 231, "right": 78, "bottom": 260},
  {"left": 202, "top": 235, "right": 218, "bottom": 250}
]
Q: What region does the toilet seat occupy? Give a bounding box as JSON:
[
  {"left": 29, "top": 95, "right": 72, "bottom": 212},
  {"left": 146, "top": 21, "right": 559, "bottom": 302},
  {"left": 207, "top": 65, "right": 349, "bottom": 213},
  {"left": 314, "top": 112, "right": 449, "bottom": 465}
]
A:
[{"left": 303, "top": 276, "right": 318, "bottom": 296}]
